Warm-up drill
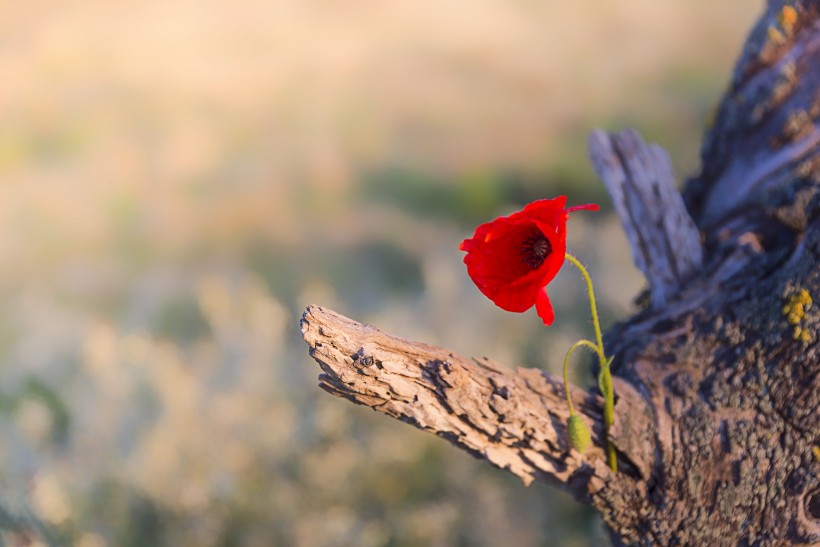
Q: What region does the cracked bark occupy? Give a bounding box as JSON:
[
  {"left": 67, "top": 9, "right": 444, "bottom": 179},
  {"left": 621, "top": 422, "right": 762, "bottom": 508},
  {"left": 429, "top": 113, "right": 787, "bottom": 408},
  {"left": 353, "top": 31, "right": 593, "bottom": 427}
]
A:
[{"left": 302, "top": 2, "right": 820, "bottom": 544}]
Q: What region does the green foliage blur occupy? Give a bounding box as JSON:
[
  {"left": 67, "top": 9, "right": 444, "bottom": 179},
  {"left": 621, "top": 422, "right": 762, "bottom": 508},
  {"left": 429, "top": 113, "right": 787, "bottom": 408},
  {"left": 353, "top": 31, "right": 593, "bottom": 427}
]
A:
[{"left": 0, "top": 1, "right": 759, "bottom": 545}]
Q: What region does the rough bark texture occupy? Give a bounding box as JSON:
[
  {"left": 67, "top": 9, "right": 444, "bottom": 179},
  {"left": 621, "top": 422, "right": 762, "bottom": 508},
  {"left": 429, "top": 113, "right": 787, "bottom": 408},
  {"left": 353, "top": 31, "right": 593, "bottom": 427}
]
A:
[
  {"left": 301, "top": 305, "right": 654, "bottom": 533},
  {"left": 302, "top": 1, "right": 820, "bottom": 545},
  {"left": 588, "top": 129, "right": 703, "bottom": 310}
]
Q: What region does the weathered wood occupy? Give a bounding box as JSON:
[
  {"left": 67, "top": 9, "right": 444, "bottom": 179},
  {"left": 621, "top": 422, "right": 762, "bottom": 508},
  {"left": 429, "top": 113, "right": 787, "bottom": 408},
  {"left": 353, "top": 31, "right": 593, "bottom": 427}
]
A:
[
  {"left": 300, "top": 306, "right": 654, "bottom": 496},
  {"left": 685, "top": 0, "right": 820, "bottom": 230},
  {"left": 588, "top": 129, "right": 703, "bottom": 309},
  {"left": 302, "top": 1, "right": 820, "bottom": 544},
  {"left": 303, "top": 226, "right": 820, "bottom": 544},
  {"left": 608, "top": 223, "right": 820, "bottom": 545}
]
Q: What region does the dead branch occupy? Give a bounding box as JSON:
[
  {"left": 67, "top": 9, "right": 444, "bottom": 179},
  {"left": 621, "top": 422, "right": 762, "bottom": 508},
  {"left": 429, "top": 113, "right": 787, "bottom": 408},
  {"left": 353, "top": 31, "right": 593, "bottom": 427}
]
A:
[
  {"left": 300, "top": 305, "right": 653, "bottom": 504},
  {"left": 589, "top": 129, "right": 703, "bottom": 309}
]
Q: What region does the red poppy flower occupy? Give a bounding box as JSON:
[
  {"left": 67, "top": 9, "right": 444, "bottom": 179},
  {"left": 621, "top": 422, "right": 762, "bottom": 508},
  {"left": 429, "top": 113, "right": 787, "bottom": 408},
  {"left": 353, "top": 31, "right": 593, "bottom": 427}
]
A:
[{"left": 459, "top": 197, "right": 598, "bottom": 325}]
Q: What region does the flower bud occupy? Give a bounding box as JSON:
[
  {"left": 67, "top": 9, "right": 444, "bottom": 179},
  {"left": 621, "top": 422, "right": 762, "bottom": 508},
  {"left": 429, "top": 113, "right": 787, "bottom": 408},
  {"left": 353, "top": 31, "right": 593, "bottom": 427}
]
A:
[{"left": 567, "top": 415, "right": 591, "bottom": 453}]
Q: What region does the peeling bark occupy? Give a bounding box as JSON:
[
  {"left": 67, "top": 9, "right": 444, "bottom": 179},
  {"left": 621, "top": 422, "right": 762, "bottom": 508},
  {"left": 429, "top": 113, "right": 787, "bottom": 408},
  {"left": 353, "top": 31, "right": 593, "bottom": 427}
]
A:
[
  {"left": 301, "top": 1, "right": 820, "bottom": 544},
  {"left": 588, "top": 129, "right": 703, "bottom": 309},
  {"left": 301, "top": 305, "right": 653, "bottom": 540}
]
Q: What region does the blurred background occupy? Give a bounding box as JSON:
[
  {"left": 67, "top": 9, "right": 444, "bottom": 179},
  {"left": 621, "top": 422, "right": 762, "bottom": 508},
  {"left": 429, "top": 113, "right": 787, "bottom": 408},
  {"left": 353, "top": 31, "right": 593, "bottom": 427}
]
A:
[{"left": 0, "top": 1, "right": 759, "bottom": 545}]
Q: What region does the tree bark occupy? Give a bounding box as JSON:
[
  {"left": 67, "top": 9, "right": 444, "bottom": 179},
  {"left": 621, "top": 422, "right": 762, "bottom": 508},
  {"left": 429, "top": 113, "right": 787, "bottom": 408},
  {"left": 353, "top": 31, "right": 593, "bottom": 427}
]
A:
[{"left": 302, "top": 1, "right": 820, "bottom": 544}]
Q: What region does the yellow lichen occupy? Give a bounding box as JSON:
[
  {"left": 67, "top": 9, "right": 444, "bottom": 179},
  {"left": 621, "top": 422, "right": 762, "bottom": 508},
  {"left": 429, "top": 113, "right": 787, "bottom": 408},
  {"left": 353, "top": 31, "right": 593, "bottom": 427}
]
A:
[
  {"left": 814, "top": 445, "right": 820, "bottom": 463},
  {"left": 778, "top": 5, "right": 798, "bottom": 34},
  {"left": 782, "top": 289, "right": 813, "bottom": 343},
  {"left": 767, "top": 26, "right": 786, "bottom": 46}
]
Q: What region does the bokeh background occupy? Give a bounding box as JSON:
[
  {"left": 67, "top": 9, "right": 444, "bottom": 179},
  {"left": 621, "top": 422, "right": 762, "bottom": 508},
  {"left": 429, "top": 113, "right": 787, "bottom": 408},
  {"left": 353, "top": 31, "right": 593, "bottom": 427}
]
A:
[{"left": 1, "top": 1, "right": 760, "bottom": 545}]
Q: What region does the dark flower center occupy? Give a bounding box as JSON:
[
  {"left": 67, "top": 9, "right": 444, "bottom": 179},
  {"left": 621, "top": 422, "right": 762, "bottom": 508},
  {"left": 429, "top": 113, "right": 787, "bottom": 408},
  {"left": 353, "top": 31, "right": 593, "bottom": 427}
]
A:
[{"left": 521, "top": 230, "right": 552, "bottom": 269}]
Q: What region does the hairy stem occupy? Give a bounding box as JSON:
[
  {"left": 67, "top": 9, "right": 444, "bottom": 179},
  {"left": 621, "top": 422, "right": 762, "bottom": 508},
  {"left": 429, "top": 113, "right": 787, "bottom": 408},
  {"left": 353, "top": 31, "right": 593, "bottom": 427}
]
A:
[
  {"left": 562, "top": 339, "right": 604, "bottom": 416},
  {"left": 565, "top": 253, "right": 617, "bottom": 472}
]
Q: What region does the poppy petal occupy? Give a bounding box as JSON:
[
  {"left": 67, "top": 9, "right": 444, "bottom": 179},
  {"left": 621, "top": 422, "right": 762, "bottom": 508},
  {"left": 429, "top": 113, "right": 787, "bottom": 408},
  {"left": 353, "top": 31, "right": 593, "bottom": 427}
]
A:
[
  {"left": 522, "top": 196, "right": 567, "bottom": 215},
  {"left": 485, "top": 275, "right": 544, "bottom": 312},
  {"left": 535, "top": 288, "right": 555, "bottom": 326}
]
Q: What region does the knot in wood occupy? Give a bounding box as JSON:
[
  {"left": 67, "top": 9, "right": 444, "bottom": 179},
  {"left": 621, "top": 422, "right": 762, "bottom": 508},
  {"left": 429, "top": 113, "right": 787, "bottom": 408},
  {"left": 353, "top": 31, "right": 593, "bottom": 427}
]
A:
[{"left": 351, "top": 347, "right": 379, "bottom": 370}]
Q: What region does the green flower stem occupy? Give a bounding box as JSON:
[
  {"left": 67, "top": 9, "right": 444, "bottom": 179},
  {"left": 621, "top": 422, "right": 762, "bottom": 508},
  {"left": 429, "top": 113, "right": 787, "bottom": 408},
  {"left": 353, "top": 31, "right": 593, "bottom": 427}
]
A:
[
  {"left": 564, "top": 253, "right": 617, "bottom": 472},
  {"left": 564, "top": 254, "right": 604, "bottom": 353},
  {"left": 562, "top": 339, "right": 604, "bottom": 416}
]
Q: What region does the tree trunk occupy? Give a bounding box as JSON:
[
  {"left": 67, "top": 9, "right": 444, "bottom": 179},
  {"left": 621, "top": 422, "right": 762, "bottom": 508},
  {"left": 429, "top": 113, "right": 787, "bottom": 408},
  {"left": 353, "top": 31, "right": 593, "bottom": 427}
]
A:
[{"left": 301, "top": 2, "right": 820, "bottom": 544}]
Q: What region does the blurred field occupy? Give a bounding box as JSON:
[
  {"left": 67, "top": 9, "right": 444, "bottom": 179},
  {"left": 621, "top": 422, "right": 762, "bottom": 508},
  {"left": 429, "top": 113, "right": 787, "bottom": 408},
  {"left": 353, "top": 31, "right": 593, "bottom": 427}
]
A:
[{"left": 0, "top": 1, "right": 759, "bottom": 545}]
